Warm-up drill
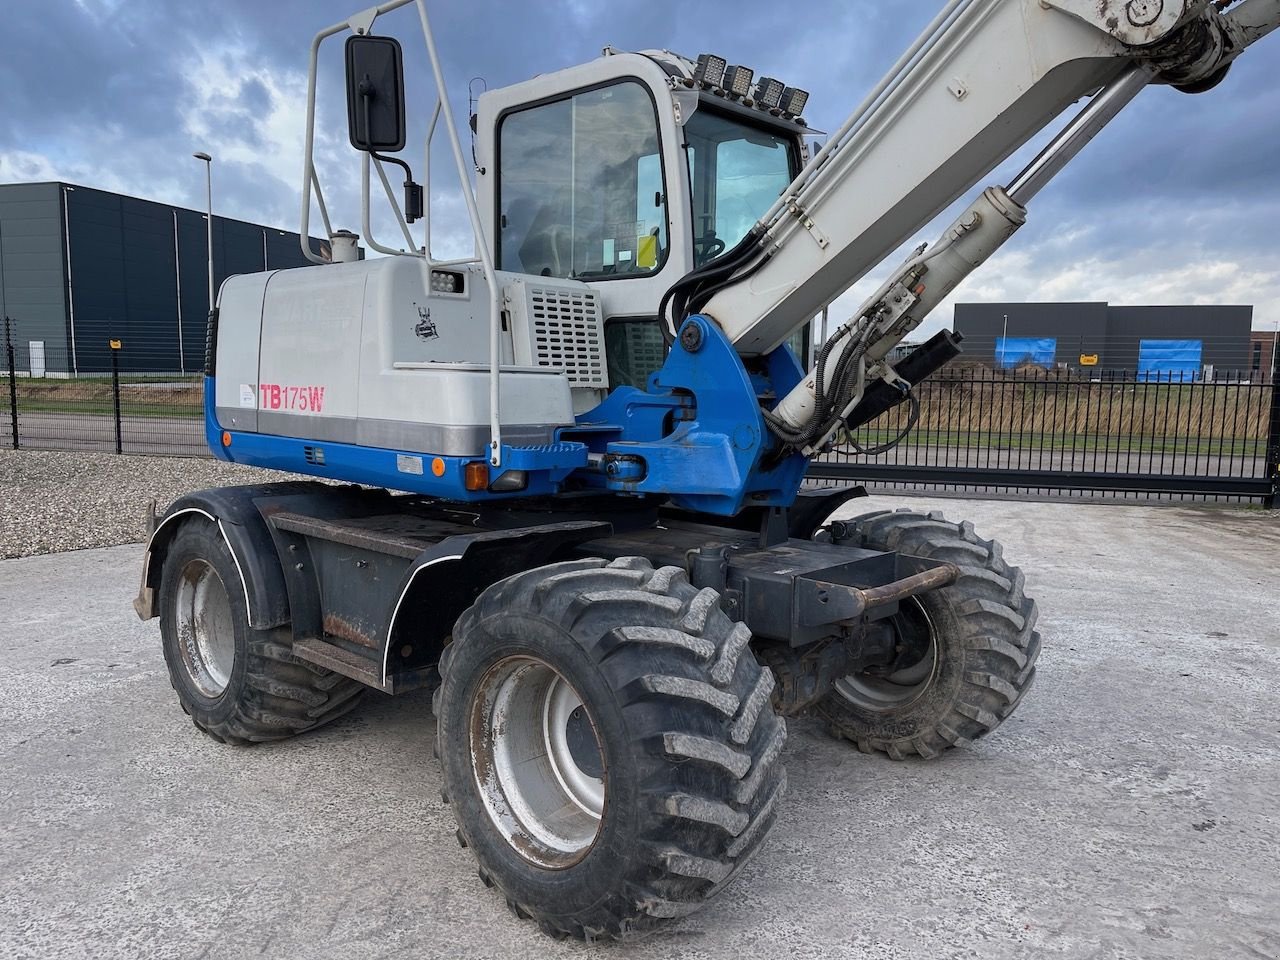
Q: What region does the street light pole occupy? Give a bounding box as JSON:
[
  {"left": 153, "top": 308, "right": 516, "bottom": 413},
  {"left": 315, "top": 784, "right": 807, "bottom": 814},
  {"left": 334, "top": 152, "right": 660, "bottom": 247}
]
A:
[
  {"left": 1272, "top": 316, "right": 1278, "bottom": 386},
  {"left": 61, "top": 185, "right": 79, "bottom": 375},
  {"left": 193, "top": 152, "right": 214, "bottom": 313}
]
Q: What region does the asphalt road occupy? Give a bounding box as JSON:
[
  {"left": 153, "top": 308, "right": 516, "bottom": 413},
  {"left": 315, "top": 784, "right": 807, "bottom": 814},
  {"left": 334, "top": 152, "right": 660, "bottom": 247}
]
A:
[
  {"left": 0, "top": 411, "right": 205, "bottom": 455},
  {"left": 2, "top": 496, "right": 1278, "bottom": 959}
]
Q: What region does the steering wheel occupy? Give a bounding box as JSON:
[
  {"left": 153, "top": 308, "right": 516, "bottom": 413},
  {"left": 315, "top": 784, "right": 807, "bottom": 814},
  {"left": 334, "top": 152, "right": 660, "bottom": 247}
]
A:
[{"left": 695, "top": 233, "right": 726, "bottom": 265}]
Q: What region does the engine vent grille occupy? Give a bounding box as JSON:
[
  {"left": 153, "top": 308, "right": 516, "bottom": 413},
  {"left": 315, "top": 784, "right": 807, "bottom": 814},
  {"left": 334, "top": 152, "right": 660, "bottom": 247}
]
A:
[
  {"left": 512, "top": 282, "right": 607, "bottom": 389},
  {"left": 303, "top": 445, "right": 326, "bottom": 466}
]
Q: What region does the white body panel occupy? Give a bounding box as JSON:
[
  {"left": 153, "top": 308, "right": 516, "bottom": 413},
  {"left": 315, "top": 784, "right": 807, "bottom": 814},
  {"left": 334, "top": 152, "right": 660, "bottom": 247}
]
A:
[
  {"left": 257, "top": 260, "right": 367, "bottom": 422},
  {"left": 215, "top": 258, "right": 595, "bottom": 456},
  {"left": 214, "top": 271, "right": 272, "bottom": 432}
]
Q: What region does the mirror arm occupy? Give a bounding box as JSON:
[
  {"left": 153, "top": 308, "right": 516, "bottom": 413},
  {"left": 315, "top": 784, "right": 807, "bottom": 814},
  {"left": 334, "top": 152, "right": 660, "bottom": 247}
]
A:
[
  {"left": 370, "top": 151, "right": 422, "bottom": 223},
  {"left": 370, "top": 150, "right": 412, "bottom": 182},
  {"left": 358, "top": 79, "right": 375, "bottom": 145}
]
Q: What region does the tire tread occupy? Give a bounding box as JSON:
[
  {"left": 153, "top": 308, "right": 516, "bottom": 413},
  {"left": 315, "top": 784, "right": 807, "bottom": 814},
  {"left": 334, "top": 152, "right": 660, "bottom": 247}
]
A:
[
  {"left": 159, "top": 519, "right": 365, "bottom": 747},
  {"left": 820, "top": 508, "right": 1040, "bottom": 760},
  {"left": 436, "top": 556, "right": 787, "bottom": 941}
]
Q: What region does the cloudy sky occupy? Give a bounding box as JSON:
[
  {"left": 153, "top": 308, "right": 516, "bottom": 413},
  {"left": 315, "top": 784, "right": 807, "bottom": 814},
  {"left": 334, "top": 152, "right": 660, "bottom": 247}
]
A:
[{"left": 2, "top": 0, "right": 1277, "bottom": 339}]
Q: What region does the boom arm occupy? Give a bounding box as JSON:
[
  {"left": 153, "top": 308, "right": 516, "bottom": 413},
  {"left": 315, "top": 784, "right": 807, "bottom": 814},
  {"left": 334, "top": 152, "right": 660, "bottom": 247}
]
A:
[{"left": 689, "top": 0, "right": 1279, "bottom": 452}]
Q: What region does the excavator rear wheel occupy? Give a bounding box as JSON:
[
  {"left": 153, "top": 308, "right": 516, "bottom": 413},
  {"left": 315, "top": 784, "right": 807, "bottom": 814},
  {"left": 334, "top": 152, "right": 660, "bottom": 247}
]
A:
[
  {"left": 817, "top": 509, "right": 1041, "bottom": 760},
  {"left": 157, "top": 518, "right": 365, "bottom": 745},
  {"left": 434, "top": 556, "right": 787, "bottom": 941}
]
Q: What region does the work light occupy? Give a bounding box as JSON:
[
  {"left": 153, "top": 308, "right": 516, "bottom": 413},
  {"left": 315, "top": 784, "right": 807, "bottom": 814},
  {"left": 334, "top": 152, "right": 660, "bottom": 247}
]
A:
[
  {"left": 723, "top": 65, "right": 754, "bottom": 98},
  {"left": 694, "top": 53, "right": 728, "bottom": 88},
  {"left": 431, "top": 270, "right": 461, "bottom": 293},
  {"left": 753, "top": 76, "right": 784, "bottom": 110},
  {"left": 780, "top": 86, "right": 809, "bottom": 118}
]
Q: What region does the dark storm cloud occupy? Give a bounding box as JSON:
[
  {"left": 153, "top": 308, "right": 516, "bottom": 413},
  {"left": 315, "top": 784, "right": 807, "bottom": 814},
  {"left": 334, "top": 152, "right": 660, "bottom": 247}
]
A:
[
  {"left": 0, "top": 1, "right": 194, "bottom": 143},
  {"left": 1045, "top": 56, "right": 1280, "bottom": 207},
  {"left": 1, "top": 0, "right": 1277, "bottom": 323}
]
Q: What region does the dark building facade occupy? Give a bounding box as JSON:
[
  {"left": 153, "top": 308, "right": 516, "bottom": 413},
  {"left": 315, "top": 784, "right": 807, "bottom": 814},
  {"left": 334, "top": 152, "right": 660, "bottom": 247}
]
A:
[
  {"left": 953, "top": 301, "right": 1257, "bottom": 378},
  {"left": 0, "top": 182, "right": 325, "bottom": 375},
  {"left": 1250, "top": 329, "right": 1277, "bottom": 384}
]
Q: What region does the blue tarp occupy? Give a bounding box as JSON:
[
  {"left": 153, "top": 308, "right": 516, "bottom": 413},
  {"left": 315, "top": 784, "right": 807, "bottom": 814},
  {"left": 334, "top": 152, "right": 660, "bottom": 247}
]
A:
[
  {"left": 1137, "top": 339, "right": 1202, "bottom": 382},
  {"left": 995, "top": 337, "right": 1056, "bottom": 369}
]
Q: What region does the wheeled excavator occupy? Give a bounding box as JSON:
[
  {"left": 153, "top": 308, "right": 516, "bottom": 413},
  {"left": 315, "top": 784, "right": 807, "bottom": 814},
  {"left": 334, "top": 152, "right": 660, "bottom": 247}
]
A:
[{"left": 134, "top": 0, "right": 1279, "bottom": 939}]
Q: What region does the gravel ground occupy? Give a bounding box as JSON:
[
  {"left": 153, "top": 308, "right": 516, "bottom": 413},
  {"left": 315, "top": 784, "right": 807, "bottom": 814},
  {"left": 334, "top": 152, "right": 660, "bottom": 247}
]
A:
[{"left": 0, "top": 449, "right": 303, "bottom": 559}]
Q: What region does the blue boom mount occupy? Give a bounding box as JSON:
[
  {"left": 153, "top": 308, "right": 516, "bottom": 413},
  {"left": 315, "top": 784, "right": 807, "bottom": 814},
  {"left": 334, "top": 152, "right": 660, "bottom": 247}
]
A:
[{"left": 207, "top": 315, "right": 811, "bottom": 517}]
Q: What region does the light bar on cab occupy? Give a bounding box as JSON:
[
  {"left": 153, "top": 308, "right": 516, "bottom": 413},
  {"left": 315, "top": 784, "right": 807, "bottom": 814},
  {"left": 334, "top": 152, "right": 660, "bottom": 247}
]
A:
[{"left": 685, "top": 54, "right": 806, "bottom": 121}]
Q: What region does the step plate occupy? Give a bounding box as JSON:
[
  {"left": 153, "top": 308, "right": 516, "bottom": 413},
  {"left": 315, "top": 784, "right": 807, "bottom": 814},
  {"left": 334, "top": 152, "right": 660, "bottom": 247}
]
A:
[
  {"left": 292, "top": 636, "right": 386, "bottom": 691},
  {"left": 292, "top": 636, "right": 440, "bottom": 695}
]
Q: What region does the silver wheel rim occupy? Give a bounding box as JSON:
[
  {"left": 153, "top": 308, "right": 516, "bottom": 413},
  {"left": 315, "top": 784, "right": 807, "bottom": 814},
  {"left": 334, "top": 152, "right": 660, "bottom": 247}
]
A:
[
  {"left": 835, "top": 599, "right": 939, "bottom": 711},
  {"left": 469, "top": 656, "right": 606, "bottom": 869},
  {"left": 173, "top": 558, "right": 236, "bottom": 698}
]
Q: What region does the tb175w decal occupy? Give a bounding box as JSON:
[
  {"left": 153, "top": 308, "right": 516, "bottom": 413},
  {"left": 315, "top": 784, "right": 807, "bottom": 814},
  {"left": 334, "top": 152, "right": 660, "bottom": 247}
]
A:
[{"left": 259, "top": 383, "right": 326, "bottom": 412}]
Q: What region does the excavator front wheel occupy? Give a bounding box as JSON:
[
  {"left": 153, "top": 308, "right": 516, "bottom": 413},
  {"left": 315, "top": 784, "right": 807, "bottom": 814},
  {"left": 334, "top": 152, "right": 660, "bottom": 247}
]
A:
[
  {"left": 817, "top": 509, "right": 1041, "bottom": 760},
  {"left": 434, "top": 556, "right": 787, "bottom": 941}
]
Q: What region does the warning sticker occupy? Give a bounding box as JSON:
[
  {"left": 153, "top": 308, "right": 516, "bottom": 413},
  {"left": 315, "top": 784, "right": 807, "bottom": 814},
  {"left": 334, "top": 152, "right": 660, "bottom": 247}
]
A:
[
  {"left": 239, "top": 383, "right": 256, "bottom": 408},
  {"left": 396, "top": 454, "right": 424, "bottom": 475},
  {"left": 637, "top": 234, "right": 658, "bottom": 269}
]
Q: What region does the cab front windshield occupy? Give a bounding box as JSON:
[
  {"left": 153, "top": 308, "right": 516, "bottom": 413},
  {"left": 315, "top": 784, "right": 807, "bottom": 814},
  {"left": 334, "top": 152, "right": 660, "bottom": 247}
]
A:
[
  {"left": 608, "top": 110, "right": 803, "bottom": 390},
  {"left": 684, "top": 108, "right": 798, "bottom": 267}
]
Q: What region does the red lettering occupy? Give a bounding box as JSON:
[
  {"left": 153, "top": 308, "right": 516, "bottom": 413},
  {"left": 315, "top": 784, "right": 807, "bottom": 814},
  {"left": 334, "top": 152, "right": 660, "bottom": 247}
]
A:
[{"left": 258, "top": 383, "right": 325, "bottom": 412}]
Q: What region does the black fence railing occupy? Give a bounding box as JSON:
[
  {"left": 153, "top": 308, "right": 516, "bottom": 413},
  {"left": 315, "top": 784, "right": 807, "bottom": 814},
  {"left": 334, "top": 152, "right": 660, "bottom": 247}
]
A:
[
  {"left": 4, "top": 317, "right": 1277, "bottom": 507},
  {"left": 2, "top": 322, "right": 205, "bottom": 455},
  {"left": 810, "top": 362, "right": 1280, "bottom": 506}
]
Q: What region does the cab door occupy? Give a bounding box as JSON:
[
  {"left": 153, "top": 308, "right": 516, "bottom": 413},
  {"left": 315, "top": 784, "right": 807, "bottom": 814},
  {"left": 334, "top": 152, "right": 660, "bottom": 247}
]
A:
[{"left": 475, "top": 54, "right": 693, "bottom": 387}]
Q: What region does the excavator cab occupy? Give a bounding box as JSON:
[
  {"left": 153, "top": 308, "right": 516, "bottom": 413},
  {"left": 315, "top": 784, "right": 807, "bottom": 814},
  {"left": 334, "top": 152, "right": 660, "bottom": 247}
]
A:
[{"left": 473, "top": 49, "right": 811, "bottom": 388}]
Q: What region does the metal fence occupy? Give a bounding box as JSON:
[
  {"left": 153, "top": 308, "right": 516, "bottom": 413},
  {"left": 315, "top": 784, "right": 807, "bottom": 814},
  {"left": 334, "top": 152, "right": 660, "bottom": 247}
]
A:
[
  {"left": 2, "top": 320, "right": 205, "bottom": 455},
  {"left": 4, "top": 317, "right": 1278, "bottom": 507},
  {"left": 810, "top": 363, "right": 1280, "bottom": 506}
]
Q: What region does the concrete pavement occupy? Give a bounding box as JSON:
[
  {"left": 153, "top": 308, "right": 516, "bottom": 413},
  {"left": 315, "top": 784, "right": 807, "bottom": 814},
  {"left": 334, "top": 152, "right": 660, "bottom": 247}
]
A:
[{"left": 1, "top": 496, "right": 1278, "bottom": 959}]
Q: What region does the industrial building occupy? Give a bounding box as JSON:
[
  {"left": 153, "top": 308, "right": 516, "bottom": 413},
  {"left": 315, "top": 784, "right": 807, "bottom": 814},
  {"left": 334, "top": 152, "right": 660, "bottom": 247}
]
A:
[
  {"left": 953, "top": 301, "right": 1259, "bottom": 380},
  {"left": 1250, "top": 329, "right": 1278, "bottom": 383},
  {"left": 0, "top": 182, "right": 326, "bottom": 375}
]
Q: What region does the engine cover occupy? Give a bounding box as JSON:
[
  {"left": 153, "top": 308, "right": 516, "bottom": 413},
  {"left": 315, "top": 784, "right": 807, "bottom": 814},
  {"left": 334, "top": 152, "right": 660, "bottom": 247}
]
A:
[{"left": 213, "top": 258, "right": 603, "bottom": 457}]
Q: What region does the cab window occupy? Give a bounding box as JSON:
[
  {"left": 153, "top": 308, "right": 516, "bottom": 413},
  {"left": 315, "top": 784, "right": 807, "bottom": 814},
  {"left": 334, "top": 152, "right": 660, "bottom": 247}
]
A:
[
  {"left": 498, "top": 82, "right": 669, "bottom": 280},
  {"left": 685, "top": 109, "right": 797, "bottom": 266}
]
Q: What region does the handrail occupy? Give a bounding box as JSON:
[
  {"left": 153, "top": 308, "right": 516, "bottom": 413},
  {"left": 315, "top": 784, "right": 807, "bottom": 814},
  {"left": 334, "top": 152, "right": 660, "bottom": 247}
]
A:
[
  {"left": 412, "top": 0, "right": 505, "bottom": 466},
  {"left": 296, "top": 0, "right": 505, "bottom": 463}
]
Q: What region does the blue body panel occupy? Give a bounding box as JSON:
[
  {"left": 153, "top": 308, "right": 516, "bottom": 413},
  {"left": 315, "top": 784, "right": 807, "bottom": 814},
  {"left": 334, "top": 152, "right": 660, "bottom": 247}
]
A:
[
  {"left": 206, "top": 376, "right": 588, "bottom": 500},
  {"left": 206, "top": 316, "right": 809, "bottom": 515},
  {"left": 563, "top": 316, "right": 809, "bottom": 514}
]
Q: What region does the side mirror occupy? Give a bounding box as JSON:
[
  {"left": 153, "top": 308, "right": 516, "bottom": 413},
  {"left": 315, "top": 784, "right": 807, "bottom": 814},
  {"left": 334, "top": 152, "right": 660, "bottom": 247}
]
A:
[{"left": 345, "top": 35, "right": 406, "bottom": 153}]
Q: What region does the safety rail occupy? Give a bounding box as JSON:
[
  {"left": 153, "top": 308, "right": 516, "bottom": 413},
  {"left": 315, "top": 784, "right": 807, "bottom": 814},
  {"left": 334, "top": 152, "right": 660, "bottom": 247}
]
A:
[{"left": 296, "top": 0, "right": 505, "bottom": 465}]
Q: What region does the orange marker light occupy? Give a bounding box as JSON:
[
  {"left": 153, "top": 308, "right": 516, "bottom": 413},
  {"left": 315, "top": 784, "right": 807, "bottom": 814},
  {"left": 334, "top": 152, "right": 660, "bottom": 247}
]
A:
[
  {"left": 221, "top": 431, "right": 232, "bottom": 447},
  {"left": 431, "top": 457, "right": 446, "bottom": 477},
  {"left": 464, "top": 462, "right": 489, "bottom": 491}
]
